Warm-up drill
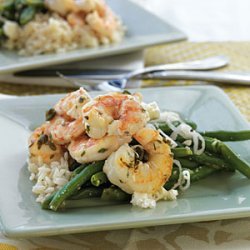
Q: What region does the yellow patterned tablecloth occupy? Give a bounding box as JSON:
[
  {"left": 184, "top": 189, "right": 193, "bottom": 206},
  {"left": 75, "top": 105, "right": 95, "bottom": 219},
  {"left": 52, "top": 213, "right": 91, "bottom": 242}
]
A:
[{"left": 0, "top": 42, "right": 250, "bottom": 250}]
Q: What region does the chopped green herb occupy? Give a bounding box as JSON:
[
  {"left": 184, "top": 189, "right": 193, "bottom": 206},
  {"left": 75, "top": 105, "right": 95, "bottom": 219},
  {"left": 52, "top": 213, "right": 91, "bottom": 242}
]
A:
[
  {"left": 163, "top": 137, "right": 170, "bottom": 144},
  {"left": 81, "top": 151, "right": 86, "bottom": 157},
  {"left": 37, "top": 134, "right": 48, "bottom": 149},
  {"left": 98, "top": 148, "right": 108, "bottom": 153},
  {"left": 122, "top": 90, "right": 131, "bottom": 95},
  {"left": 46, "top": 108, "right": 56, "bottom": 121},
  {"left": 48, "top": 141, "right": 56, "bottom": 151},
  {"left": 86, "top": 125, "right": 90, "bottom": 133}
]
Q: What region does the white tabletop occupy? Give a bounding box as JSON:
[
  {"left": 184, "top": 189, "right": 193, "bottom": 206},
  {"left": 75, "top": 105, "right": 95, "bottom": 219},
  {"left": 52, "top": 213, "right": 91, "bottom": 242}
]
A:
[{"left": 134, "top": 0, "right": 250, "bottom": 41}]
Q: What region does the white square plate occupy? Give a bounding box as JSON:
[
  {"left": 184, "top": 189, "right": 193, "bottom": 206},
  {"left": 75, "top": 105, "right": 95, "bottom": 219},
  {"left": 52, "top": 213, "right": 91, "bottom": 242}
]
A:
[
  {"left": 0, "top": 86, "right": 250, "bottom": 238},
  {"left": 0, "top": 0, "right": 186, "bottom": 74}
]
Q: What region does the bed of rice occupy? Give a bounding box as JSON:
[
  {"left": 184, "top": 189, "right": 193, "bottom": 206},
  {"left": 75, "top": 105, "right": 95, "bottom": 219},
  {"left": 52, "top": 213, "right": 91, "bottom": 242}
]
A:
[
  {"left": 28, "top": 152, "right": 72, "bottom": 203},
  {"left": 3, "top": 11, "right": 124, "bottom": 56}
]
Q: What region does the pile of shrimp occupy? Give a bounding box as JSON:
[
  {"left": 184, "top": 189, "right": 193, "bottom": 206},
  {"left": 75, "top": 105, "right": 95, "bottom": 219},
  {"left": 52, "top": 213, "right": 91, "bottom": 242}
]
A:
[
  {"left": 28, "top": 88, "right": 175, "bottom": 208},
  {"left": 44, "top": 0, "right": 124, "bottom": 44},
  {"left": 3, "top": 0, "right": 124, "bottom": 56}
]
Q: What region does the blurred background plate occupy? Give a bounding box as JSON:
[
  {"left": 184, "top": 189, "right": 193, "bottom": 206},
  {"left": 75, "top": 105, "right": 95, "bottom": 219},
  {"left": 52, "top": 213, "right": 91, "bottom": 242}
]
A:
[{"left": 0, "top": 0, "right": 186, "bottom": 75}]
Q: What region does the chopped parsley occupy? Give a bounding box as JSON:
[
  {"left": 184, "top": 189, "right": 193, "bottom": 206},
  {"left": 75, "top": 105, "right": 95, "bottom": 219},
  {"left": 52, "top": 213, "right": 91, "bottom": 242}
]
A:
[
  {"left": 45, "top": 108, "right": 56, "bottom": 121},
  {"left": 86, "top": 125, "right": 90, "bottom": 133},
  {"left": 98, "top": 148, "right": 108, "bottom": 153},
  {"left": 122, "top": 90, "right": 131, "bottom": 95}
]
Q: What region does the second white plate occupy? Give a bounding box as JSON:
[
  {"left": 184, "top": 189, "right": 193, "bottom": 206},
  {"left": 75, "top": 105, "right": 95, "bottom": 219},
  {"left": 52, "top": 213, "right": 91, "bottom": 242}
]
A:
[{"left": 0, "top": 0, "right": 186, "bottom": 74}]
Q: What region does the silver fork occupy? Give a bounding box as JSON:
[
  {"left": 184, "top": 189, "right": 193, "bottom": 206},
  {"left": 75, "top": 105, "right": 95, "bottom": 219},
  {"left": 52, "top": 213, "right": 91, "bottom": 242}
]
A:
[{"left": 60, "top": 55, "right": 229, "bottom": 91}]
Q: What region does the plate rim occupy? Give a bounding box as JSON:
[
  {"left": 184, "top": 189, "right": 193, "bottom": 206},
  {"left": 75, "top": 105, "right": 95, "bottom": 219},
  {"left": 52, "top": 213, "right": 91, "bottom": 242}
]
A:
[
  {"left": 0, "top": 0, "right": 186, "bottom": 74},
  {"left": 0, "top": 85, "right": 250, "bottom": 238}
]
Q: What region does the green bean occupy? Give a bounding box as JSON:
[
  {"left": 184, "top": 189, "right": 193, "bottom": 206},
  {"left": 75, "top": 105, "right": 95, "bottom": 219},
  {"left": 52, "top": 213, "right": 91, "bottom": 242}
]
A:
[
  {"left": 156, "top": 120, "right": 250, "bottom": 143},
  {"left": 188, "top": 152, "right": 231, "bottom": 170},
  {"left": 26, "top": 0, "right": 44, "bottom": 7},
  {"left": 153, "top": 121, "right": 174, "bottom": 135},
  {"left": 168, "top": 166, "right": 181, "bottom": 182},
  {"left": 153, "top": 119, "right": 197, "bottom": 134},
  {"left": 15, "top": 0, "right": 25, "bottom": 11},
  {"left": 70, "top": 187, "right": 103, "bottom": 200},
  {"left": 204, "top": 137, "right": 250, "bottom": 178},
  {"left": 0, "top": 0, "right": 15, "bottom": 11},
  {"left": 49, "top": 161, "right": 104, "bottom": 211},
  {"left": 189, "top": 166, "right": 220, "bottom": 182},
  {"left": 164, "top": 164, "right": 184, "bottom": 190},
  {"left": 164, "top": 166, "right": 220, "bottom": 190},
  {"left": 91, "top": 171, "right": 108, "bottom": 187},
  {"left": 175, "top": 158, "right": 199, "bottom": 169},
  {"left": 184, "top": 119, "right": 197, "bottom": 130},
  {"left": 101, "top": 187, "right": 131, "bottom": 202},
  {"left": 0, "top": 27, "right": 4, "bottom": 37},
  {"left": 41, "top": 193, "right": 54, "bottom": 210},
  {"left": 60, "top": 198, "right": 124, "bottom": 209},
  {"left": 42, "top": 187, "right": 103, "bottom": 210},
  {"left": 1, "top": 9, "right": 15, "bottom": 20},
  {"left": 44, "top": 195, "right": 123, "bottom": 210},
  {"left": 172, "top": 147, "right": 193, "bottom": 158},
  {"left": 200, "top": 130, "right": 250, "bottom": 141},
  {"left": 164, "top": 180, "right": 177, "bottom": 190},
  {"left": 68, "top": 160, "right": 81, "bottom": 172},
  {"left": 82, "top": 180, "right": 93, "bottom": 188},
  {"left": 154, "top": 123, "right": 187, "bottom": 143},
  {"left": 19, "top": 5, "right": 35, "bottom": 25},
  {"left": 70, "top": 164, "right": 87, "bottom": 179}
]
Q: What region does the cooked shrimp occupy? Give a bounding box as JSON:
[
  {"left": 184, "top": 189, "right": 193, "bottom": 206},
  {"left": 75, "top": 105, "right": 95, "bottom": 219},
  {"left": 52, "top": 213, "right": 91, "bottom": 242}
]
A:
[
  {"left": 103, "top": 127, "right": 173, "bottom": 195},
  {"left": 46, "top": 115, "right": 85, "bottom": 145},
  {"left": 68, "top": 135, "right": 131, "bottom": 163},
  {"left": 67, "top": 12, "right": 85, "bottom": 27},
  {"left": 75, "top": 0, "right": 102, "bottom": 13},
  {"left": 45, "top": 0, "right": 102, "bottom": 16},
  {"left": 44, "top": 88, "right": 89, "bottom": 145},
  {"left": 86, "top": 6, "right": 121, "bottom": 42},
  {"left": 29, "top": 124, "right": 64, "bottom": 166},
  {"left": 54, "top": 87, "right": 91, "bottom": 120},
  {"left": 45, "top": 0, "right": 76, "bottom": 15},
  {"left": 82, "top": 92, "right": 149, "bottom": 139}
]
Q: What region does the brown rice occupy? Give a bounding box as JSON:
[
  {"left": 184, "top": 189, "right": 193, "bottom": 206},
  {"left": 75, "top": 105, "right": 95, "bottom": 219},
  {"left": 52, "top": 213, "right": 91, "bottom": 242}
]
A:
[{"left": 2, "top": 4, "right": 124, "bottom": 55}]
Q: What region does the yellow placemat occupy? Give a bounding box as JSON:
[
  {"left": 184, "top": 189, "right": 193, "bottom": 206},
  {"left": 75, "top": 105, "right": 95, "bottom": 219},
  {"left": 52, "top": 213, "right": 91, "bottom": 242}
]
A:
[
  {"left": 144, "top": 41, "right": 250, "bottom": 121},
  {"left": 1, "top": 41, "right": 250, "bottom": 120},
  {"left": 0, "top": 42, "right": 250, "bottom": 250}
]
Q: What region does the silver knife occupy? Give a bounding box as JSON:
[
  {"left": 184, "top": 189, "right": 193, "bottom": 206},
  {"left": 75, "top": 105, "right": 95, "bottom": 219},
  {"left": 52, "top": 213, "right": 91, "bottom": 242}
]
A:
[{"left": 142, "top": 71, "right": 250, "bottom": 85}]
